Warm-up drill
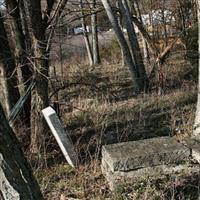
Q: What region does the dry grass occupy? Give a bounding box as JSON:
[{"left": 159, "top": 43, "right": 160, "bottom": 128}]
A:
[{"left": 33, "top": 42, "right": 200, "bottom": 199}]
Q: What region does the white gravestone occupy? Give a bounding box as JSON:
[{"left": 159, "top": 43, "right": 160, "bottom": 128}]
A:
[{"left": 42, "top": 107, "right": 78, "bottom": 167}]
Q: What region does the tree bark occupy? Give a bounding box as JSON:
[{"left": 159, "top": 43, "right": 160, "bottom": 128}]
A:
[
  {"left": 134, "top": 0, "right": 150, "bottom": 63},
  {"left": 5, "top": 0, "right": 32, "bottom": 125},
  {"left": 119, "top": 0, "right": 148, "bottom": 90},
  {"left": 91, "top": 0, "right": 101, "bottom": 65},
  {"left": 101, "top": 0, "right": 141, "bottom": 93},
  {"left": 161, "top": 9, "right": 168, "bottom": 47},
  {"left": 142, "top": 36, "right": 150, "bottom": 63},
  {"left": 0, "top": 102, "right": 43, "bottom": 200},
  {"left": 116, "top": 1, "right": 125, "bottom": 66},
  {"left": 23, "top": 0, "right": 68, "bottom": 154},
  {"left": 80, "top": 0, "right": 94, "bottom": 66},
  {"left": 131, "top": 15, "right": 159, "bottom": 59},
  {"left": 22, "top": 0, "right": 49, "bottom": 154},
  {"left": 0, "top": 13, "right": 20, "bottom": 117},
  {"left": 193, "top": 0, "right": 200, "bottom": 137}
]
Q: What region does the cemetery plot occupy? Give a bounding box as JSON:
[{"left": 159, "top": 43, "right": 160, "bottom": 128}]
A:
[{"left": 101, "top": 136, "right": 200, "bottom": 190}]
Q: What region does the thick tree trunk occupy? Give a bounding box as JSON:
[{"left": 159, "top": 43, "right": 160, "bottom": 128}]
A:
[
  {"left": 101, "top": 0, "right": 141, "bottom": 93},
  {"left": 80, "top": 0, "right": 94, "bottom": 66},
  {"left": 5, "top": 0, "right": 32, "bottom": 125},
  {"left": 22, "top": 0, "right": 49, "bottom": 154},
  {"left": 0, "top": 14, "right": 20, "bottom": 116},
  {"left": 119, "top": 0, "right": 147, "bottom": 90},
  {"left": 30, "top": 41, "right": 49, "bottom": 154},
  {"left": 0, "top": 103, "right": 43, "bottom": 199},
  {"left": 19, "top": 0, "right": 32, "bottom": 51},
  {"left": 30, "top": 47, "right": 49, "bottom": 154},
  {"left": 193, "top": 0, "right": 200, "bottom": 137},
  {"left": 30, "top": 47, "right": 49, "bottom": 153},
  {"left": 21, "top": 0, "right": 68, "bottom": 153},
  {"left": 91, "top": 0, "right": 101, "bottom": 65}
]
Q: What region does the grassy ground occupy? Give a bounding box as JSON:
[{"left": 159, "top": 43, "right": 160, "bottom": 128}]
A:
[{"left": 30, "top": 41, "right": 200, "bottom": 199}]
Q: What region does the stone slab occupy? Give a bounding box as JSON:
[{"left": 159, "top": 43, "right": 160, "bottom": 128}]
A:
[
  {"left": 102, "top": 159, "right": 200, "bottom": 190},
  {"left": 42, "top": 107, "right": 78, "bottom": 167},
  {"left": 102, "top": 137, "right": 190, "bottom": 172}
]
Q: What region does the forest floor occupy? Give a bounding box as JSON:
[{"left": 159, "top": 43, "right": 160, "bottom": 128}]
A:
[{"left": 25, "top": 34, "right": 200, "bottom": 199}]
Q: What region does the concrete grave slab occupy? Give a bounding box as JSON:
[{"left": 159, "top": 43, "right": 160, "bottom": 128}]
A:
[
  {"left": 102, "top": 137, "right": 190, "bottom": 172},
  {"left": 42, "top": 107, "right": 78, "bottom": 167},
  {"left": 102, "top": 159, "right": 200, "bottom": 190}
]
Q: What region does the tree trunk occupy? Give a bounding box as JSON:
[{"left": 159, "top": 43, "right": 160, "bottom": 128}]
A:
[
  {"left": 134, "top": 0, "right": 150, "bottom": 63},
  {"left": 91, "top": 0, "right": 101, "bottom": 65},
  {"left": 80, "top": 0, "right": 94, "bottom": 66},
  {"left": 5, "top": 0, "right": 32, "bottom": 125},
  {"left": 131, "top": 15, "right": 159, "bottom": 59},
  {"left": 193, "top": 0, "right": 200, "bottom": 137},
  {"left": 25, "top": 0, "right": 68, "bottom": 154},
  {"left": 30, "top": 43, "right": 49, "bottom": 154},
  {"left": 19, "top": 0, "right": 32, "bottom": 51},
  {"left": 119, "top": 0, "right": 148, "bottom": 90},
  {"left": 22, "top": 0, "right": 50, "bottom": 154},
  {"left": 0, "top": 102, "right": 43, "bottom": 199},
  {"left": 161, "top": 9, "right": 168, "bottom": 47},
  {"left": 30, "top": 54, "right": 49, "bottom": 154},
  {"left": 116, "top": 1, "right": 125, "bottom": 66},
  {"left": 142, "top": 36, "right": 150, "bottom": 63},
  {"left": 101, "top": 0, "right": 141, "bottom": 93},
  {"left": 0, "top": 13, "right": 20, "bottom": 117}
]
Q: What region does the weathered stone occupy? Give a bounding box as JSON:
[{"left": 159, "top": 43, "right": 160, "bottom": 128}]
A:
[
  {"left": 102, "top": 160, "right": 200, "bottom": 190},
  {"left": 102, "top": 137, "right": 190, "bottom": 172},
  {"left": 42, "top": 107, "right": 78, "bottom": 167}
]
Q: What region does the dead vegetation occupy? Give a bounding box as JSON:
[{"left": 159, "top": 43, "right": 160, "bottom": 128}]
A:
[{"left": 30, "top": 39, "right": 200, "bottom": 199}]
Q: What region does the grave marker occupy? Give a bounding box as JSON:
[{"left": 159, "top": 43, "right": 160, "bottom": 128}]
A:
[
  {"left": 42, "top": 107, "right": 78, "bottom": 167},
  {"left": 102, "top": 136, "right": 193, "bottom": 189}
]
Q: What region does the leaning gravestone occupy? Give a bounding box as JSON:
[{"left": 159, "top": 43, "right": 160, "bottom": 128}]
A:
[
  {"left": 42, "top": 107, "right": 78, "bottom": 167},
  {"left": 102, "top": 136, "right": 200, "bottom": 190}
]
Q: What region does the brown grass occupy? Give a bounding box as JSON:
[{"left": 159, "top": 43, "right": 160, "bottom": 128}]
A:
[{"left": 32, "top": 40, "right": 200, "bottom": 199}]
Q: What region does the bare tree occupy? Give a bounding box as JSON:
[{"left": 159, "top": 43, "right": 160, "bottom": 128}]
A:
[
  {"left": 130, "top": 1, "right": 181, "bottom": 93},
  {"left": 0, "top": 13, "right": 20, "bottom": 117},
  {"left": 0, "top": 102, "right": 43, "bottom": 199},
  {"left": 22, "top": 0, "right": 50, "bottom": 153},
  {"left": 134, "top": 0, "right": 150, "bottom": 63},
  {"left": 91, "top": 0, "right": 101, "bottom": 65},
  {"left": 80, "top": 0, "right": 94, "bottom": 66},
  {"left": 22, "top": 0, "right": 68, "bottom": 153},
  {"left": 116, "top": 1, "right": 125, "bottom": 66},
  {"left": 101, "top": 0, "right": 144, "bottom": 93},
  {"left": 5, "top": 0, "right": 32, "bottom": 125},
  {"left": 131, "top": 1, "right": 181, "bottom": 64},
  {"left": 119, "top": 0, "right": 148, "bottom": 89},
  {"left": 5, "top": 0, "right": 32, "bottom": 86}
]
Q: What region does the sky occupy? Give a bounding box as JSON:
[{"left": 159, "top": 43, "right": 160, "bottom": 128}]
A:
[{"left": 0, "top": 0, "right": 5, "bottom": 9}]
